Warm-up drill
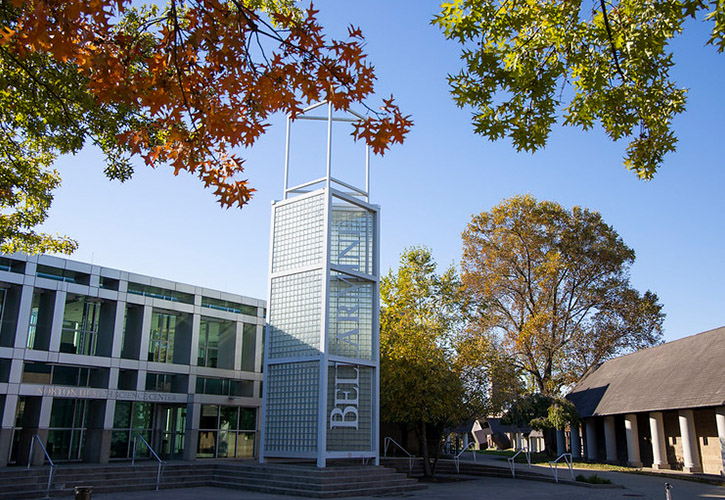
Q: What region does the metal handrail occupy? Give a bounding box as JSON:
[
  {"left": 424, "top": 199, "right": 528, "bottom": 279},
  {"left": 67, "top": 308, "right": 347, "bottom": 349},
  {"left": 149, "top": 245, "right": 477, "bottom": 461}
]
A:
[
  {"left": 453, "top": 442, "right": 477, "bottom": 473},
  {"left": 548, "top": 452, "right": 573, "bottom": 483},
  {"left": 507, "top": 447, "right": 531, "bottom": 478},
  {"left": 132, "top": 435, "right": 165, "bottom": 490},
  {"left": 27, "top": 434, "right": 56, "bottom": 499},
  {"left": 383, "top": 437, "right": 414, "bottom": 475}
]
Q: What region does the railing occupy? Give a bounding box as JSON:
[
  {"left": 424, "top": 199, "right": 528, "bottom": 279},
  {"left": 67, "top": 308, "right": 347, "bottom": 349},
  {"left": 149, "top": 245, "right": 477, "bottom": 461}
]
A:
[
  {"left": 453, "top": 442, "right": 477, "bottom": 474},
  {"left": 383, "top": 437, "right": 414, "bottom": 475},
  {"left": 27, "top": 434, "right": 56, "bottom": 499},
  {"left": 131, "top": 435, "right": 165, "bottom": 490},
  {"left": 506, "top": 447, "right": 531, "bottom": 478},
  {"left": 548, "top": 452, "right": 573, "bottom": 483}
]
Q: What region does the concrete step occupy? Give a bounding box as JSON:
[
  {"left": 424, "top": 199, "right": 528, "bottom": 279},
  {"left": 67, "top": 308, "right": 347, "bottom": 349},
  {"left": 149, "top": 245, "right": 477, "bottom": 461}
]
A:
[{"left": 0, "top": 461, "right": 426, "bottom": 499}]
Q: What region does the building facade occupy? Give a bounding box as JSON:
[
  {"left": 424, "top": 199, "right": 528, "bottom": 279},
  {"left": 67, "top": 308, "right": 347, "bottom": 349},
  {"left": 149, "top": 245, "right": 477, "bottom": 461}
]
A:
[
  {"left": 567, "top": 326, "right": 725, "bottom": 475},
  {"left": 0, "top": 253, "right": 265, "bottom": 466}
]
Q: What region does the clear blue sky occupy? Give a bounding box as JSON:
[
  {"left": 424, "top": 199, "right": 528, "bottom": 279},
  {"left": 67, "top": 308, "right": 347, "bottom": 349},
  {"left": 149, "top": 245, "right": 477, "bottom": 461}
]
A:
[{"left": 40, "top": 1, "right": 724, "bottom": 342}]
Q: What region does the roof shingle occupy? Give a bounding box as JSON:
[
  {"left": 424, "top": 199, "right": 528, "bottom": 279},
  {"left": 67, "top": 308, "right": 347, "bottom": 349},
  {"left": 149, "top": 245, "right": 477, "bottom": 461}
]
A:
[{"left": 567, "top": 326, "right": 725, "bottom": 417}]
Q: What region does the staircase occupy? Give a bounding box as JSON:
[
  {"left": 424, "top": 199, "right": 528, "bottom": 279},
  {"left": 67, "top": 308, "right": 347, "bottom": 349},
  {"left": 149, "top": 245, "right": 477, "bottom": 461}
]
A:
[
  {"left": 382, "top": 456, "right": 567, "bottom": 484},
  {"left": 0, "top": 461, "right": 425, "bottom": 499}
]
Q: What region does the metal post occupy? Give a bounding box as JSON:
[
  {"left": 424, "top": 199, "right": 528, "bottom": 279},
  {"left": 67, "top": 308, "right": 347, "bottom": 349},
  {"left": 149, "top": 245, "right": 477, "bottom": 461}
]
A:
[
  {"left": 365, "top": 144, "right": 370, "bottom": 201},
  {"left": 283, "top": 115, "right": 291, "bottom": 199},
  {"left": 665, "top": 482, "right": 673, "bottom": 500},
  {"left": 326, "top": 101, "right": 333, "bottom": 188}
]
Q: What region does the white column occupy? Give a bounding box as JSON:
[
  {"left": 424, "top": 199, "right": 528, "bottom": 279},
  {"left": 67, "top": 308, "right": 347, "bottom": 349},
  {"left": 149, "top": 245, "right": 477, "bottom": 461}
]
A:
[
  {"left": 571, "top": 423, "right": 582, "bottom": 459},
  {"left": 624, "top": 414, "right": 642, "bottom": 467},
  {"left": 678, "top": 409, "right": 702, "bottom": 473},
  {"left": 649, "top": 412, "right": 670, "bottom": 470},
  {"left": 715, "top": 407, "right": 725, "bottom": 475},
  {"left": 586, "top": 419, "right": 598, "bottom": 461},
  {"left": 604, "top": 416, "right": 617, "bottom": 463}
]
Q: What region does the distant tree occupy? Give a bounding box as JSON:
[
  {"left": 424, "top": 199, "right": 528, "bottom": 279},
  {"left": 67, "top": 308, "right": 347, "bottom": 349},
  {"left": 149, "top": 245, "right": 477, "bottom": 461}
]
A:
[
  {"left": 380, "top": 247, "right": 467, "bottom": 477},
  {"left": 0, "top": 0, "right": 411, "bottom": 253},
  {"left": 502, "top": 393, "right": 579, "bottom": 455},
  {"left": 461, "top": 194, "right": 664, "bottom": 396},
  {"left": 434, "top": 0, "right": 724, "bottom": 178}
]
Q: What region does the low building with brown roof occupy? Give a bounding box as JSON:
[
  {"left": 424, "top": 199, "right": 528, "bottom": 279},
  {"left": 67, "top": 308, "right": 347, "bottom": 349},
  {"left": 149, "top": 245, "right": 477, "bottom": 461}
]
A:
[{"left": 566, "top": 326, "right": 725, "bottom": 474}]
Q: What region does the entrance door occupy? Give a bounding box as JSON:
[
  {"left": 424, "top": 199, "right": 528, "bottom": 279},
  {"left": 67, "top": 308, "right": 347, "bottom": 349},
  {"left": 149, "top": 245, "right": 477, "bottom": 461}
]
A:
[{"left": 156, "top": 405, "right": 186, "bottom": 460}]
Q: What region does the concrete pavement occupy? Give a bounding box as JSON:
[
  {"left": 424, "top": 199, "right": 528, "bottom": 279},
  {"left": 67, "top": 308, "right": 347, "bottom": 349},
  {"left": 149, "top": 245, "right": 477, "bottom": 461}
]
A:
[{"left": 89, "top": 465, "right": 725, "bottom": 500}]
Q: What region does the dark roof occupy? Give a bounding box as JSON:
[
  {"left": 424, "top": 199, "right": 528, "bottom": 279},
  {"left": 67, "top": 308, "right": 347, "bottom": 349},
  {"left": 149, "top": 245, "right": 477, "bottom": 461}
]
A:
[
  {"left": 567, "top": 326, "right": 725, "bottom": 418},
  {"left": 485, "top": 417, "right": 531, "bottom": 435}
]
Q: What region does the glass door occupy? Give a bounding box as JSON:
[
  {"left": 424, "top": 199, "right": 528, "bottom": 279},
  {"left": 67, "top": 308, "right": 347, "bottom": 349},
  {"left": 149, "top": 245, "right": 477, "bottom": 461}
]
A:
[{"left": 157, "top": 405, "right": 186, "bottom": 460}]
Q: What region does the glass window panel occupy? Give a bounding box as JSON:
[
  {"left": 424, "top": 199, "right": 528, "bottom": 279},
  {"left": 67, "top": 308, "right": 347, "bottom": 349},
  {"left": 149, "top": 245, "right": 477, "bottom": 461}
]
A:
[
  {"left": 52, "top": 365, "right": 79, "bottom": 386},
  {"left": 47, "top": 429, "right": 71, "bottom": 461},
  {"left": 218, "top": 430, "right": 235, "bottom": 458},
  {"left": 132, "top": 403, "right": 152, "bottom": 429},
  {"left": 220, "top": 407, "right": 237, "bottom": 431},
  {"left": 239, "top": 408, "right": 256, "bottom": 431},
  {"left": 199, "top": 405, "right": 218, "bottom": 429},
  {"left": 49, "top": 399, "right": 74, "bottom": 428},
  {"left": 113, "top": 401, "right": 132, "bottom": 429},
  {"left": 110, "top": 431, "right": 129, "bottom": 459},
  {"left": 235, "top": 432, "right": 255, "bottom": 458},
  {"left": 196, "top": 431, "right": 216, "bottom": 458}
]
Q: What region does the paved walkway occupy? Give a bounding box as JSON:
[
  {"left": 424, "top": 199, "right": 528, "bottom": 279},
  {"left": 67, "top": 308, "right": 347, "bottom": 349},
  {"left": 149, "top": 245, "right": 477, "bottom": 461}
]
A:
[{"left": 88, "top": 455, "right": 725, "bottom": 500}]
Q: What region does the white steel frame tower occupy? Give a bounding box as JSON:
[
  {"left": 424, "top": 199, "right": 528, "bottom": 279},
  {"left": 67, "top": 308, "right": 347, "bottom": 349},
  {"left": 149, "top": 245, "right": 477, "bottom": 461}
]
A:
[{"left": 259, "top": 101, "right": 380, "bottom": 467}]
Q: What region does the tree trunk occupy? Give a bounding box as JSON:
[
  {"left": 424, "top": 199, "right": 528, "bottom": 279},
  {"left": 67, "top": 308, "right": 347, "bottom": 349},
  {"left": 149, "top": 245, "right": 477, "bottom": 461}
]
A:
[
  {"left": 416, "top": 422, "right": 433, "bottom": 477},
  {"left": 543, "top": 428, "right": 557, "bottom": 457}
]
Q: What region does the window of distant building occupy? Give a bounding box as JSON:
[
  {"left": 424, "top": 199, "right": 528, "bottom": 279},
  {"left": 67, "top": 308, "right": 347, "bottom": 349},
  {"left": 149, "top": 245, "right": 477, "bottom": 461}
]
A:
[
  {"left": 60, "top": 296, "right": 100, "bottom": 355},
  {"left": 148, "top": 312, "right": 176, "bottom": 363}
]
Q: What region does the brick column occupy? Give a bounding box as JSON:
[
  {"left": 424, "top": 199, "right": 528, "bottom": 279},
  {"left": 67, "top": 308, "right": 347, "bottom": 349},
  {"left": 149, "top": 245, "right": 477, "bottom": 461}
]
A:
[{"left": 649, "top": 412, "right": 670, "bottom": 470}]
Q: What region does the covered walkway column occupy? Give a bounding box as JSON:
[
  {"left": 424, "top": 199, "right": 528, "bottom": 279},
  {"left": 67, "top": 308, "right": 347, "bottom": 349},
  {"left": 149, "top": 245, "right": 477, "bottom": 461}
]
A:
[
  {"left": 604, "top": 416, "right": 617, "bottom": 463},
  {"left": 624, "top": 414, "right": 642, "bottom": 467},
  {"left": 678, "top": 410, "right": 702, "bottom": 473},
  {"left": 649, "top": 412, "right": 670, "bottom": 470},
  {"left": 570, "top": 423, "right": 582, "bottom": 459},
  {"left": 585, "top": 419, "right": 598, "bottom": 461},
  {"left": 715, "top": 407, "right": 725, "bottom": 475},
  {"left": 556, "top": 429, "right": 566, "bottom": 455}
]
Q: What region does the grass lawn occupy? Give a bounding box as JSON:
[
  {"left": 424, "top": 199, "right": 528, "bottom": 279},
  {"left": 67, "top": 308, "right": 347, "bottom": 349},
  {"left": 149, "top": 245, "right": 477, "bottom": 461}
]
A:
[
  {"left": 477, "top": 449, "right": 644, "bottom": 472},
  {"left": 475, "top": 449, "right": 725, "bottom": 485}
]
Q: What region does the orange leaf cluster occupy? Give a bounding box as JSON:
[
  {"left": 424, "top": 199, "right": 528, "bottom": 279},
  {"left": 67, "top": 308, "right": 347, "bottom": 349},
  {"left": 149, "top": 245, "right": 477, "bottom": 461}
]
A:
[{"left": 2, "top": 1, "right": 410, "bottom": 208}]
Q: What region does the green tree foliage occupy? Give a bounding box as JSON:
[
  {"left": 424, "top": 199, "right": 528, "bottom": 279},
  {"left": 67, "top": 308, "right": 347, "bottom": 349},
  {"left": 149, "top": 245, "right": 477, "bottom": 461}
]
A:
[
  {"left": 0, "top": 0, "right": 410, "bottom": 254},
  {"left": 502, "top": 393, "right": 579, "bottom": 454},
  {"left": 434, "top": 0, "right": 724, "bottom": 178},
  {"left": 460, "top": 194, "right": 664, "bottom": 396},
  {"left": 380, "top": 247, "right": 466, "bottom": 477}
]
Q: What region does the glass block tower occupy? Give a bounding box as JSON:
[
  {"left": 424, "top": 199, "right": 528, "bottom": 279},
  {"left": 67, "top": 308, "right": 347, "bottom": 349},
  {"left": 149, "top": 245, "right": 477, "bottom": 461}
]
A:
[{"left": 259, "top": 102, "right": 380, "bottom": 467}]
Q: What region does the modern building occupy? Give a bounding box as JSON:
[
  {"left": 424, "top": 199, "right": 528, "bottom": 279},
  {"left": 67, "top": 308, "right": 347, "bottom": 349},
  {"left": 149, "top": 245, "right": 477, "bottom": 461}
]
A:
[
  {"left": 567, "top": 326, "right": 725, "bottom": 475},
  {"left": 0, "top": 253, "right": 265, "bottom": 467}
]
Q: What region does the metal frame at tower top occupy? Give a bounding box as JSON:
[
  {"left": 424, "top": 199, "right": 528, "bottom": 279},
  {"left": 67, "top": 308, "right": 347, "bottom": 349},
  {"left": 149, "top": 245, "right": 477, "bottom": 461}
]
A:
[{"left": 283, "top": 101, "right": 371, "bottom": 202}]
